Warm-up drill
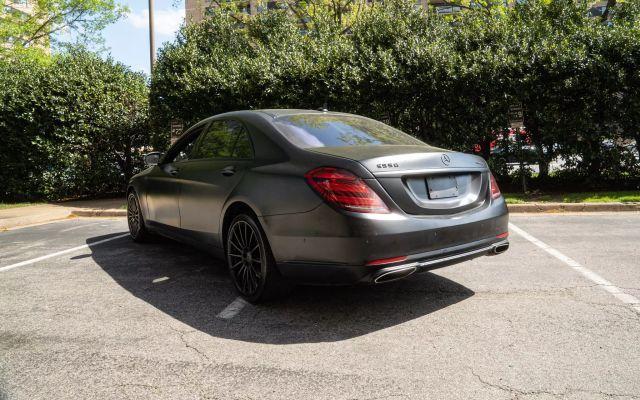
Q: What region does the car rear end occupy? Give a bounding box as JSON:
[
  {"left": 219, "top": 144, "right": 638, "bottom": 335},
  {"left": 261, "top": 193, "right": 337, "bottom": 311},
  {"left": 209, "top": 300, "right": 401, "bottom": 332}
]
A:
[{"left": 262, "top": 111, "right": 509, "bottom": 284}]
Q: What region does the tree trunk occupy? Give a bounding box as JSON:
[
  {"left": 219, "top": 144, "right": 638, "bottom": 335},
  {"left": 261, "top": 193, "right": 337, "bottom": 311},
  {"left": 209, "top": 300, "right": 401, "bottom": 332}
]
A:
[
  {"left": 585, "top": 139, "right": 603, "bottom": 178},
  {"left": 601, "top": 0, "right": 616, "bottom": 21},
  {"left": 123, "top": 140, "right": 133, "bottom": 186},
  {"left": 480, "top": 137, "right": 491, "bottom": 161},
  {"left": 526, "top": 118, "right": 549, "bottom": 180}
]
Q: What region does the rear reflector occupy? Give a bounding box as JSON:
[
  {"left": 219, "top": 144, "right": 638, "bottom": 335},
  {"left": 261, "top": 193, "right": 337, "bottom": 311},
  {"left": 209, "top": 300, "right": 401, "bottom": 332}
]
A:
[
  {"left": 496, "top": 232, "right": 509, "bottom": 239},
  {"left": 305, "top": 167, "right": 390, "bottom": 213},
  {"left": 365, "top": 256, "right": 408, "bottom": 266},
  {"left": 490, "top": 173, "right": 501, "bottom": 199}
]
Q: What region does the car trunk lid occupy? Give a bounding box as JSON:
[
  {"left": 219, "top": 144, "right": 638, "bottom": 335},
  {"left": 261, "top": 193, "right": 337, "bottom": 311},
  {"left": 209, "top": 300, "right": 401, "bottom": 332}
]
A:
[{"left": 308, "top": 145, "right": 490, "bottom": 215}]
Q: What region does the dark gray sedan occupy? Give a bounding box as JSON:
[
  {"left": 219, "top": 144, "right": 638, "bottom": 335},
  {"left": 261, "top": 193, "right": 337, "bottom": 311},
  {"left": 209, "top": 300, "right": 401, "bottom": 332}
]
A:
[{"left": 127, "top": 110, "right": 509, "bottom": 302}]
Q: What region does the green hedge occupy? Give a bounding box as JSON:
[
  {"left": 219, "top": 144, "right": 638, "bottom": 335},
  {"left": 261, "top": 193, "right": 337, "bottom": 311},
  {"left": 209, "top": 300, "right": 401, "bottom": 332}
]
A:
[
  {"left": 151, "top": 0, "right": 640, "bottom": 186},
  {"left": 0, "top": 49, "right": 149, "bottom": 201}
]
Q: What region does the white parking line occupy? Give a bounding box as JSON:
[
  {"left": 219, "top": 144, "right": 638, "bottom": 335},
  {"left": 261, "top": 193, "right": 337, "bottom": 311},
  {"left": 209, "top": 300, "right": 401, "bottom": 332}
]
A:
[
  {"left": 217, "top": 297, "right": 249, "bottom": 319},
  {"left": 0, "top": 234, "right": 129, "bottom": 273},
  {"left": 152, "top": 276, "right": 170, "bottom": 283},
  {"left": 509, "top": 223, "right": 640, "bottom": 313}
]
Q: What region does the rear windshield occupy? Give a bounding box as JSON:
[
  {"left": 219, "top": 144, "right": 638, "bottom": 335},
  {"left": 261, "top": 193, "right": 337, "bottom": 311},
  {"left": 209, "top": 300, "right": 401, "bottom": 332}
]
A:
[{"left": 272, "top": 114, "right": 425, "bottom": 148}]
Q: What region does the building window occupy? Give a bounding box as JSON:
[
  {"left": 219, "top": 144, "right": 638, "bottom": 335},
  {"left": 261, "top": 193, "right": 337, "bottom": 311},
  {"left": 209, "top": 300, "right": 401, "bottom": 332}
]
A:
[
  {"left": 587, "top": 5, "right": 607, "bottom": 17},
  {"left": 435, "top": 5, "right": 461, "bottom": 14}
]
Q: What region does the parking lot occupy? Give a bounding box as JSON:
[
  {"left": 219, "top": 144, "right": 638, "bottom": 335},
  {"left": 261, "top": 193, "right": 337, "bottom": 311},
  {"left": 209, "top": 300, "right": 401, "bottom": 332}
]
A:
[{"left": 1, "top": 213, "right": 639, "bottom": 400}]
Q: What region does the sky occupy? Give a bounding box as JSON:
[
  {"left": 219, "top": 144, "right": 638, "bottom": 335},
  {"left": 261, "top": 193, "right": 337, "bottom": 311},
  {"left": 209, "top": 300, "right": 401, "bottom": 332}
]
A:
[{"left": 101, "top": 0, "right": 186, "bottom": 74}]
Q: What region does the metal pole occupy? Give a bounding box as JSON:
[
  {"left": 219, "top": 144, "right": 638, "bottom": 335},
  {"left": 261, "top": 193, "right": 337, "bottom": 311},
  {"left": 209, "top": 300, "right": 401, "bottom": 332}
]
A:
[
  {"left": 518, "top": 127, "right": 527, "bottom": 193},
  {"left": 148, "top": 0, "right": 156, "bottom": 74}
]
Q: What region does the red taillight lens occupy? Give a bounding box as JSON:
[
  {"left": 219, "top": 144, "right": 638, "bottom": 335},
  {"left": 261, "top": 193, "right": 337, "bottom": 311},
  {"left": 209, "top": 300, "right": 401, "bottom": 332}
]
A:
[
  {"left": 305, "top": 167, "right": 390, "bottom": 213},
  {"left": 490, "top": 173, "right": 501, "bottom": 199},
  {"left": 365, "top": 256, "right": 408, "bottom": 266}
]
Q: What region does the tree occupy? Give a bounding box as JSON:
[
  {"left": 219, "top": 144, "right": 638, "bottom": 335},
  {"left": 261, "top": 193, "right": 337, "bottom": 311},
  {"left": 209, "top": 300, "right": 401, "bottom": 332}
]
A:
[
  {"left": 0, "top": 0, "right": 127, "bottom": 56},
  {"left": 151, "top": 0, "right": 640, "bottom": 188},
  {"left": 0, "top": 49, "right": 149, "bottom": 201}
]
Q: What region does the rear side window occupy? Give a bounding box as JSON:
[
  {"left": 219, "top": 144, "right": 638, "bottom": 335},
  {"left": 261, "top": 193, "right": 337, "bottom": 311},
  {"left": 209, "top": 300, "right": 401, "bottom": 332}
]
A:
[
  {"left": 272, "top": 114, "right": 425, "bottom": 148},
  {"left": 193, "top": 120, "right": 253, "bottom": 159}
]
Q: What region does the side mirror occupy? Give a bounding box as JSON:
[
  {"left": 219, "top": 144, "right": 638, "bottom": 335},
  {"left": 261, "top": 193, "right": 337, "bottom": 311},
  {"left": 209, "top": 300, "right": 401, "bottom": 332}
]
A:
[{"left": 144, "top": 152, "right": 163, "bottom": 167}]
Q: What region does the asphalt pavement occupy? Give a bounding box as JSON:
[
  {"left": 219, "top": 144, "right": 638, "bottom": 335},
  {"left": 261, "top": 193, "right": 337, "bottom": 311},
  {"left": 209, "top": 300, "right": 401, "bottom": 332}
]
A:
[{"left": 1, "top": 214, "right": 639, "bottom": 400}]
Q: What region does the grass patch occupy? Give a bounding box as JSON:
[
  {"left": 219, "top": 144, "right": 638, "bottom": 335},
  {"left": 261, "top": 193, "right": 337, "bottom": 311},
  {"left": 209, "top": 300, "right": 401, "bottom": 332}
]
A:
[
  {"left": 504, "top": 191, "right": 640, "bottom": 204},
  {"left": 0, "top": 202, "right": 43, "bottom": 210}
]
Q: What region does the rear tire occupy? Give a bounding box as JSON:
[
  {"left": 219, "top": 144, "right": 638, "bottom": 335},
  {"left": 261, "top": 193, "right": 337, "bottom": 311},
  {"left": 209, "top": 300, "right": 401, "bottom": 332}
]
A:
[
  {"left": 226, "top": 213, "right": 292, "bottom": 303},
  {"left": 127, "top": 191, "right": 152, "bottom": 243}
]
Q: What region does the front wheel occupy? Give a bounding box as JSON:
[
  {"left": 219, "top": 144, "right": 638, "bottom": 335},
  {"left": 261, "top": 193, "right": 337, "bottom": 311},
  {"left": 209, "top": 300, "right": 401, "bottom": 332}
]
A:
[
  {"left": 127, "top": 191, "right": 152, "bottom": 242},
  {"left": 226, "top": 214, "right": 291, "bottom": 303}
]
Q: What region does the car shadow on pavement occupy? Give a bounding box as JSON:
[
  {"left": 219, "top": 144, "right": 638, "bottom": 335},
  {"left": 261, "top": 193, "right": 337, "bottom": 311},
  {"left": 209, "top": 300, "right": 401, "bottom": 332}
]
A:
[{"left": 87, "top": 233, "right": 475, "bottom": 344}]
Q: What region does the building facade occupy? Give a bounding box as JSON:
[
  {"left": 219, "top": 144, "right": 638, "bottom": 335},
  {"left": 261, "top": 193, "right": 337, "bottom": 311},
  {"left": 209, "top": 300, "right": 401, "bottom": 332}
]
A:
[
  {"left": 3, "top": 0, "right": 33, "bottom": 15},
  {"left": 185, "top": 0, "right": 613, "bottom": 25},
  {"left": 2, "top": 0, "right": 49, "bottom": 53},
  {"left": 185, "top": 0, "right": 455, "bottom": 25},
  {"left": 186, "top": 0, "right": 267, "bottom": 23}
]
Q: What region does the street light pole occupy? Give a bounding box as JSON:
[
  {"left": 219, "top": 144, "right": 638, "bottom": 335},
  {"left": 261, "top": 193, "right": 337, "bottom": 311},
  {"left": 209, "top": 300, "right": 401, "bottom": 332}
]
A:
[{"left": 148, "top": 0, "right": 156, "bottom": 75}]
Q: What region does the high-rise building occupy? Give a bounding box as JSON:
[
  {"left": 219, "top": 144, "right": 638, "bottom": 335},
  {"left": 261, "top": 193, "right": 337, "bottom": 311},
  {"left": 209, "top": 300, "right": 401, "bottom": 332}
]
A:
[
  {"left": 2, "top": 0, "right": 50, "bottom": 53},
  {"left": 3, "top": 0, "right": 33, "bottom": 15},
  {"left": 185, "top": 0, "right": 614, "bottom": 25},
  {"left": 184, "top": 0, "right": 476, "bottom": 25},
  {"left": 186, "top": 0, "right": 260, "bottom": 24}
]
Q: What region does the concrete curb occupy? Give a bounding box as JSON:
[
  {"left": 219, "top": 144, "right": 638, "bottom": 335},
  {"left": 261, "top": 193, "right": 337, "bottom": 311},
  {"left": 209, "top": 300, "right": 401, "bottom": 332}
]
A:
[
  {"left": 507, "top": 202, "right": 640, "bottom": 213},
  {"left": 68, "top": 202, "right": 640, "bottom": 217},
  {"left": 70, "top": 209, "right": 126, "bottom": 217}
]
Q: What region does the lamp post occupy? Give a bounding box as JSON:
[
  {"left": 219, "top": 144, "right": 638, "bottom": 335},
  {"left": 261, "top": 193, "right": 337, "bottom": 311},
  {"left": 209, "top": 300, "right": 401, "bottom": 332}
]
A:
[{"left": 148, "top": 0, "right": 156, "bottom": 74}]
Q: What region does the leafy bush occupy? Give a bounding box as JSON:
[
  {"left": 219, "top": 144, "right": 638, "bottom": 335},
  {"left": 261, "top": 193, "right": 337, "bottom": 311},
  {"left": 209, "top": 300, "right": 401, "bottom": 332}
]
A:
[
  {"left": 0, "top": 49, "right": 149, "bottom": 201},
  {"left": 152, "top": 0, "right": 640, "bottom": 187}
]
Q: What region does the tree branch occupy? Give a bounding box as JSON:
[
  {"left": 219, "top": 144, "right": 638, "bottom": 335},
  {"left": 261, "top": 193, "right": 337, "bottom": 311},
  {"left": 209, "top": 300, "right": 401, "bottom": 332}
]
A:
[{"left": 23, "top": 5, "right": 83, "bottom": 45}]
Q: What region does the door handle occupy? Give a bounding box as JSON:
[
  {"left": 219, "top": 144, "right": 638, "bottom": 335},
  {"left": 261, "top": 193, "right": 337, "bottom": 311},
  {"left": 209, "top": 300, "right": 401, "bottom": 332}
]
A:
[
  {"left": 167, "top": 167, "right": 179, "bottom": 176},
  {"left": 221, "top": 166, "right": 236, "bottom": 177}
]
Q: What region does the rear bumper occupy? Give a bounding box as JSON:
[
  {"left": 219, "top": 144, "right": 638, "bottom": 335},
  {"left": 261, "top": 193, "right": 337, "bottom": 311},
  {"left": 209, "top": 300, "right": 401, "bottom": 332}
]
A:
[
  {"left": 261, "top": 198, "right": 509, "bottom": 285},
  {"left": 277, "top": 238, "right": 509, "bottom": 285}
]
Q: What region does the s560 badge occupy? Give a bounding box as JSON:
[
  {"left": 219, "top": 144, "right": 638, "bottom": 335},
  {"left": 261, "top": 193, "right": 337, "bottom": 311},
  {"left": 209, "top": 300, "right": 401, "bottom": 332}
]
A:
[{"left": 376, "top": 163, "right": 399, "bottom": 169}]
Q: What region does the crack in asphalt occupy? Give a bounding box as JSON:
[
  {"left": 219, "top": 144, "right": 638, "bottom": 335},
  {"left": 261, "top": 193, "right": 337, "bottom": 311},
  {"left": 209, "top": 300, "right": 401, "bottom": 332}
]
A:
[
  {"left": 166, "top": 324, "right": 211, "bottom": 362},
  {"left": 386, "top": 284, "right": 603, "bottom": 298},
  {"left": 114, "top": 383, "right": 161, "bottom": 391},
  {"left": 470, "top": 369, "right": 640, "bottom": 399},
  {"left": 352, "top": 395, "right": 410, "bottom": 400},
  {"left": 580, "top": 302, "right": 640, "bottom": 323}
]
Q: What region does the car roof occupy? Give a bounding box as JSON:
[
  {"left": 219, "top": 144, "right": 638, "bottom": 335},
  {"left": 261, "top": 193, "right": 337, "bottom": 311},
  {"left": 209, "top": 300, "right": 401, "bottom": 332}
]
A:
[
  {"left": 255, "top": 109, "right": 335, "bottom": 118},
  {"left": 206, "top": 109, "right": 353, "bottom": 120}
]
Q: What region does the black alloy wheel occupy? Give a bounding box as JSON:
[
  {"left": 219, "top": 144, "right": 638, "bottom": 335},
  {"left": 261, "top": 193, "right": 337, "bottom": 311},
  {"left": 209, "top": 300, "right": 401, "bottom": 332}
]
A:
[
  {"left": 127, "top": 191, "right": 150, "bottom": 242},
  {"left": 226, "top": 214, "right": 291, "bottom": 302}
]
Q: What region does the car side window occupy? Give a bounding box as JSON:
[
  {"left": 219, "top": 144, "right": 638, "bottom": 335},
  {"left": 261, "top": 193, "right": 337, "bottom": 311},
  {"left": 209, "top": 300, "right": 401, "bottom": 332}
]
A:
[
  {"left": 194, "top": 121, "right": 235, "bottom": 159},
  {"left": 229, "top": 121, "right": 253, "bottom": 159},
  {"left": 165, "top": 126, "right": 205, "bottom": 163},
  {"left": 193, "top": 120, "right": 253, "bottom": 160}
]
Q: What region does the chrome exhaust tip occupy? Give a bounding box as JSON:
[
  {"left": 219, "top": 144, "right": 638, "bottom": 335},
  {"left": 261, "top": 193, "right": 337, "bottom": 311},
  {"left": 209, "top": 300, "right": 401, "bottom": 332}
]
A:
[
  {"left": 373, "top": 266, "right": 417, "bottom": 284},
  {"left": 490, "top": 242, "right": 510, "bottom": 255}
]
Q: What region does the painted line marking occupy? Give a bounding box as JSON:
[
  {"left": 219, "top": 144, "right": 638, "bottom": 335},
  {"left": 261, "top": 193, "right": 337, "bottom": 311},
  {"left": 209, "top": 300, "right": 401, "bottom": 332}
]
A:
[
  {"left": 59, "top": 222, "right": 102, "bottom": 233},
  {"left": 0, "top": 234, "right": 129, "bottom": 273},
  {"left": 217, "top": 297, "right": 249, "bottom": 320},
  {"left": 509, "top": 223, "right": 640, "bottom": 312},
  {"left": 152, "top": 276, "right": 170, "bottom": 283}
]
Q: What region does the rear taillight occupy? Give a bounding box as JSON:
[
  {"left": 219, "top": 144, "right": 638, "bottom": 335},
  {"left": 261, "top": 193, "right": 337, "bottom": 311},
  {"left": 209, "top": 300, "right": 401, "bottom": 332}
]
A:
[
  {"left": 365, "top": 256, "right": 408, "bottom": 266},
  {"left": 490, "top": 173, "right": 501, "bottom": 199},
  {"left": 305, "top": 167, "right": 390, "bottom": 213}
]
